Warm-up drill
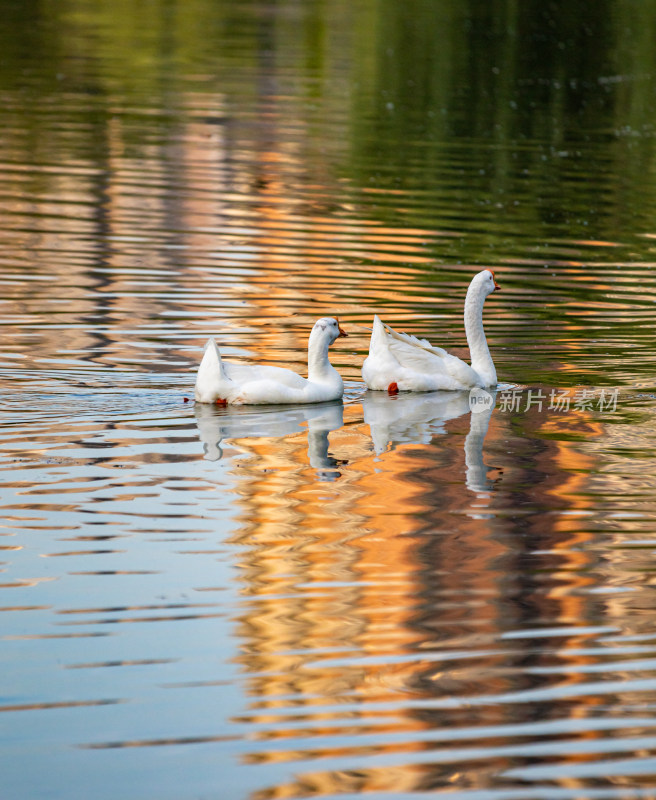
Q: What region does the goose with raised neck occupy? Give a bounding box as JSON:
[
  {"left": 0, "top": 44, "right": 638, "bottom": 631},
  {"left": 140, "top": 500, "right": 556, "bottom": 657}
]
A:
[{"left": 361, "top": 269, "right": 500, "bottom": 393}]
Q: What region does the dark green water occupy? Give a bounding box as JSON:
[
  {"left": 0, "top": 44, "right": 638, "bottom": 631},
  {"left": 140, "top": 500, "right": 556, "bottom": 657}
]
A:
[{"left": 3, "top": 1, "right": 656, "bottom": 798}]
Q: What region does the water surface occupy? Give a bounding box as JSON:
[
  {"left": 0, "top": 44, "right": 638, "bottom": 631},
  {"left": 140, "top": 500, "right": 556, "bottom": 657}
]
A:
[{"left": 3, "top": 1, "right": 656, "bottom": 798}]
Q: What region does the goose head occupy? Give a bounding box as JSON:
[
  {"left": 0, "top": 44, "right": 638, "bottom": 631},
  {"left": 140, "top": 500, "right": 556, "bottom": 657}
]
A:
[
  {"left": 310, "top": 317, "right": 348, "bottom": 345},
  {"left": 473, "top": 269, "right": 501, "bottom": 297}
]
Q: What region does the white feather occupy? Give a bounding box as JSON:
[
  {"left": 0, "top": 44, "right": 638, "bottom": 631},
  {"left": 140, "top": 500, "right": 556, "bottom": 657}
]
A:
[
  {"left": 362, "top": 270, "right": 499, "bottom": 392},
  {"left": 194, "top": 317, "right": 347, "bottom": 405}
]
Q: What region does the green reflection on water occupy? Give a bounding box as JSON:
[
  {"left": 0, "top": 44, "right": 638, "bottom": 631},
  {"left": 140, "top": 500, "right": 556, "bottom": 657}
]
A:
[{"left": 1, "top": 0, "right": 656, "bottom": 385}]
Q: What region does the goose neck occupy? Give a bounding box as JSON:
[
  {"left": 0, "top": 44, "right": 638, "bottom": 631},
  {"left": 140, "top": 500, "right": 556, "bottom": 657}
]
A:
[
  {"left": 464, "top": 284, "right": 496, "bottom": 386},
  {"left": 307, "top": 331, "right": 334, "bottom": 382}
]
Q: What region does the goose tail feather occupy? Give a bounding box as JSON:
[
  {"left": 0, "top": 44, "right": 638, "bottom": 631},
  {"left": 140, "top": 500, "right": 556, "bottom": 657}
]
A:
[
  {"left": 369, "top": 315, "right": 389, "bottom": 355},
  {"left": 195, "top": 337, "right": 230, "bottom": 403},
  {"left": 200, "top": 337, "right": 226, "bottom": 378}
]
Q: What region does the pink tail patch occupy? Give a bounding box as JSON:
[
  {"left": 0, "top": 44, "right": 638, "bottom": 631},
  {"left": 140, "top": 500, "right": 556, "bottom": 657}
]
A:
[{"left": 387, "top": 382, "right": 399, "bottom": 395}]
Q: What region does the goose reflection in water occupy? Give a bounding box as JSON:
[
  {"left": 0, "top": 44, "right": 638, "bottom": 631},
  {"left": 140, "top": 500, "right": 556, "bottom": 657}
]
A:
[
  {"left": 362, "top": 389, "right": 498, "bottom": 493},
  {"left": 194, "top": 400, "right": 345, "bottom": 479}
]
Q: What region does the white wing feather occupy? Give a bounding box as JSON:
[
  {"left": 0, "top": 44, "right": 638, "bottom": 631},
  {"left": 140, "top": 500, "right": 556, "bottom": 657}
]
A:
[
  {"left": 382, "top": 323, "right": 449, "bottom": 358},
  {"left": 362, "top": 316, "right": 481, "bottom": 391},
  {"left": 223, "top": 362, "right": 308, "bottom": 391},
  {"left": 386, "top": 336, "right": 450, "bottom": 374}
]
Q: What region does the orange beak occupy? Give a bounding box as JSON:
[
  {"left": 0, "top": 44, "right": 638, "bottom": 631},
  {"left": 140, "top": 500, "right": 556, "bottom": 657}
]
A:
[
  {"left": 336, "top": 317, "right": 348, "bottom": 337},
  {"left": 490, "top": 270, "right": 500, "bottom": 291}
]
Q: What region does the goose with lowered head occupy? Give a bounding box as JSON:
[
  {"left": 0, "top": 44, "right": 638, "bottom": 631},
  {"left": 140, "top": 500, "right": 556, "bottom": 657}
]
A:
[
  {"left": 362, "top": 269, "right": 500, "bottom": 393},
  {"left": 194, "top": 317, "right": 348, "bottom": 405}
]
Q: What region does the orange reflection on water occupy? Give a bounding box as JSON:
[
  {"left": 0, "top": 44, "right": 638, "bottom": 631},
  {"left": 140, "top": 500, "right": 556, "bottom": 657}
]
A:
[
  {"left": 215, "top": 403, "right": 521, "bottom": 787},
  {"left": 196, "top": 390, "right": 656, "bottom": 797}
]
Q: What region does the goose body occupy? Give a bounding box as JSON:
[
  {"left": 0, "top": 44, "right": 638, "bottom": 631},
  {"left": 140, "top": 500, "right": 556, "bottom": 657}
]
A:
[
  {"left": 362, "top": 269, "right": 499, "bottom": 392},
  {"left": 194, "top": 317, "right": 347, "bottom": 405}
]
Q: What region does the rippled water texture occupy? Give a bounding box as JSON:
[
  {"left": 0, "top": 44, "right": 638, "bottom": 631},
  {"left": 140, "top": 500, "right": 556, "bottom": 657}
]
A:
[{"left": 4, "top": 1, "right": 656, "bottom": 798}]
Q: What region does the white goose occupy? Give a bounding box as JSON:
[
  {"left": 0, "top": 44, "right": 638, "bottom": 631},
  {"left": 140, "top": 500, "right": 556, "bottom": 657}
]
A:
[
  {"left": 362, "top": 269, "right": 500, "bottom": 393},
  {"left": 194, "top": 317, "right": 348, "bottom": 405}
]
